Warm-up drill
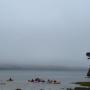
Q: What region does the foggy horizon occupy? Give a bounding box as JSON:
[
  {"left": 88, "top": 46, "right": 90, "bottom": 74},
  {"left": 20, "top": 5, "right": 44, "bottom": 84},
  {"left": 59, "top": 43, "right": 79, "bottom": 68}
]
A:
[
  {"left": 0, "top": 63, "right": 87, "bottom": 71},
  {"left": 0, "top": 0, "right": 90, "bottom": 68}
]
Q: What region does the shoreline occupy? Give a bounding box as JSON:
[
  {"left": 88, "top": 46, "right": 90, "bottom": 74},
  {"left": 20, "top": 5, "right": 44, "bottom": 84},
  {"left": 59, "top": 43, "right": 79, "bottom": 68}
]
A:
[{"left": 68, "top": 81, "right": 90, "bottom": 90}]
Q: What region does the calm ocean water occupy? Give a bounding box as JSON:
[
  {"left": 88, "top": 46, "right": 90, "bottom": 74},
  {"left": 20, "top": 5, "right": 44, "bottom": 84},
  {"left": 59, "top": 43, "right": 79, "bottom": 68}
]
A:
[{"left": 0, "top": 69, "right": 89, "bottom": 90}]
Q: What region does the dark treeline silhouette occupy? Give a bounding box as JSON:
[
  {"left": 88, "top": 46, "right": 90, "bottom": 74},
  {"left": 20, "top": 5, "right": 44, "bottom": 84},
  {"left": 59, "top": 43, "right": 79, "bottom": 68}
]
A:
[
  {"left": 86, "top": 52, "right": 90, "bottom": 59},
  {"left": 86, "top": 52, "right": 90, "bottom": 76}
]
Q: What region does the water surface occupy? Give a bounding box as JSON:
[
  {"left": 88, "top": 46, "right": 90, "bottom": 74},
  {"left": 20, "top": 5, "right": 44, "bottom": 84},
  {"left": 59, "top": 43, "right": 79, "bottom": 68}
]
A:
[{"left": 0, "top": 70, "right": 89, "bottom": 90}]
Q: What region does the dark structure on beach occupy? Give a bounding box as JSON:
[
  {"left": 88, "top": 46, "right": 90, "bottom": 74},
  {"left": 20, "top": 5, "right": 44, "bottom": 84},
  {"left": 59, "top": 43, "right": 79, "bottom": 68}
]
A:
[{"left": 86, "top": 52, "right": 90, "bottom": 76}]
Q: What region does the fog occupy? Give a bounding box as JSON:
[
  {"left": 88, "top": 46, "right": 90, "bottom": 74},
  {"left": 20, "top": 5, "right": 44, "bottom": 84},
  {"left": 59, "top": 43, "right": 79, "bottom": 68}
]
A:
[{"left": 0, "top": 0, "right": 90, "bottom": 67}]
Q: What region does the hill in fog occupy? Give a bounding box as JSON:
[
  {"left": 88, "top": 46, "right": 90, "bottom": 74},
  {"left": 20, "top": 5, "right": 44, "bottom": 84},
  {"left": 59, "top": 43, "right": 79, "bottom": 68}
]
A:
[{"left": 0, "top": 64, "right": 87, "bottom": 71}]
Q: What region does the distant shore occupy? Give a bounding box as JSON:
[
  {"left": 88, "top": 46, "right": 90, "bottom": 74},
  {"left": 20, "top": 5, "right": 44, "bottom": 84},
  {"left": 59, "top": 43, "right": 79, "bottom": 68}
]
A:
[{"left": 0, "top": 65, "right": 87, "bottom": 71}]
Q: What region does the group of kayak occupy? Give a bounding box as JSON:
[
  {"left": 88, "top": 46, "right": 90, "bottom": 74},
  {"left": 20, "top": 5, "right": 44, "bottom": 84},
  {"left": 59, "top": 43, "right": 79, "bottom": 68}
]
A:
[
  {"left": 6, "top": 77, "right": 60, "bottom": 84},
  {"left": 28, "top": 77, "right": 60, "bottom": 84}
]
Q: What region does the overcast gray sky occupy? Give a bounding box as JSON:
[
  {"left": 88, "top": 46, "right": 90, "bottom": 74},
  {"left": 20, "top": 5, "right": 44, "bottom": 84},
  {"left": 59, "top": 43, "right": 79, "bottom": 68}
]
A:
[{"left": 0, "top": 0, "right": 90, "bottom": 67}]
